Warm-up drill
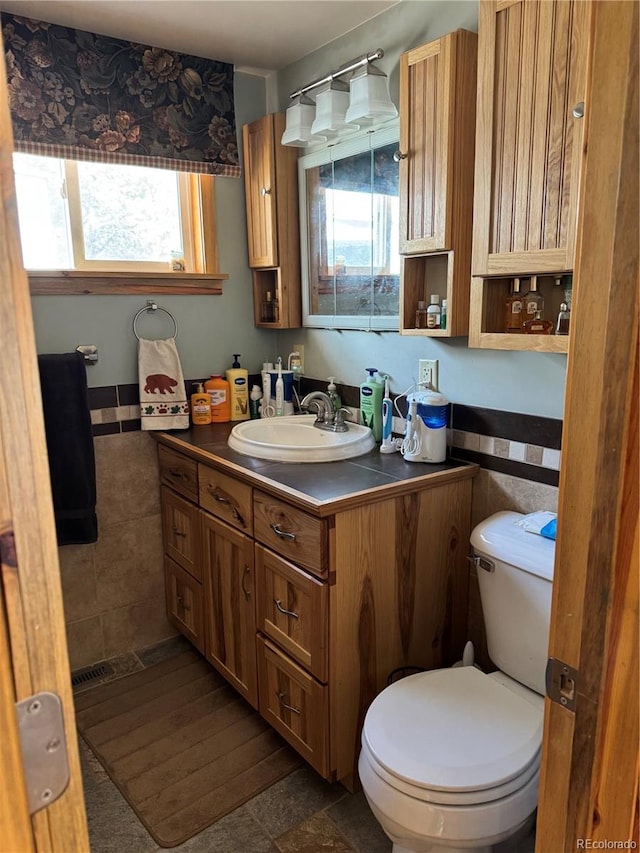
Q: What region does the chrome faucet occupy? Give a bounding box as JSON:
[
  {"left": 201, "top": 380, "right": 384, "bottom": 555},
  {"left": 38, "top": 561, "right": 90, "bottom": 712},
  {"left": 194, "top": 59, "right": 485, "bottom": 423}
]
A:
[{"left": 300, "top": 391, "right": 350, "bottom": 432}]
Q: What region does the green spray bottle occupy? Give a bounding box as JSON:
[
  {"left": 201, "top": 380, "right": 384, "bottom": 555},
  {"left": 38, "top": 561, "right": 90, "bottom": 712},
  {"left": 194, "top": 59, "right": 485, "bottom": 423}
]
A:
[{"left": 360, "top": 368, "right": 383, "bottom": 441}]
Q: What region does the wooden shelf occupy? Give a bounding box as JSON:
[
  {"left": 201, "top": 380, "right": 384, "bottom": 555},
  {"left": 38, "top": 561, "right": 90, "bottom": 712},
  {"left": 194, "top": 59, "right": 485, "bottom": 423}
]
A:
[
  {"left": 469, "top": 275, "right": 570, "bottom": 352},
  {"left": 28, "top": 270, "right": 229, "bottom": 295}
]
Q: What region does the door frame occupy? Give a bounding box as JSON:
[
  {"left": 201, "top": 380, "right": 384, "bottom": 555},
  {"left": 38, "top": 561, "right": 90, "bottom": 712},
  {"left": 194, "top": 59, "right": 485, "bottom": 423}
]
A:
[{"left": 536, "top": 1, "right": 639, "bottom": 848}]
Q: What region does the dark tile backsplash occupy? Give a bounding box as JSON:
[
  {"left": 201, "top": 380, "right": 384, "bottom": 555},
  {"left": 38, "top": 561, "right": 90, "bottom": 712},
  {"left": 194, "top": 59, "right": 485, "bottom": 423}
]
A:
[{"left": 86, "top": 377, "right": 562, "bottom": 486}]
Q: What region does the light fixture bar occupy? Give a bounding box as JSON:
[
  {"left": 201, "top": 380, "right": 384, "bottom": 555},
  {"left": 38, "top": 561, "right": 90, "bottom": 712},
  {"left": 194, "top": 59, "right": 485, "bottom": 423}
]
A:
[{"left": 289, "top": 48, "right": 384, "bottom": 100}]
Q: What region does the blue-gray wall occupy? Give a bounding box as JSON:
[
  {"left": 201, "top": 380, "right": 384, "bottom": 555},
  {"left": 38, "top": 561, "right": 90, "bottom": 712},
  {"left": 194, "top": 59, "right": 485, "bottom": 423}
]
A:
[
  {"left": 276, "top": 0, "right": 567, "bottom": 419},
  {"left": 30, "top": 1, "right": 567, "bottom": 418}
]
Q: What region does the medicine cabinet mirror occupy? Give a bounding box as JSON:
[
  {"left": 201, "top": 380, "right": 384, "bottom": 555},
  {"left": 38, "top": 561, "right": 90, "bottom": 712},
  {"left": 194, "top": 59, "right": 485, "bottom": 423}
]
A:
[{"left": 299, "top": 123, "right": 400, "bottom": 329}]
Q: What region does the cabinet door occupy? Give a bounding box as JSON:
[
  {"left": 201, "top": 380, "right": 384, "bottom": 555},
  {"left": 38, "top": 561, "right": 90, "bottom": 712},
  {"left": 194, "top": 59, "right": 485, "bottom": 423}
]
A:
[
  {"left": 161, "top": 486, "right": 201, "bottom": 580},
  {"left": 165, "top": 557, "right": 204, "bottom": 654},
  {"left": 243, "top": 114, "right": 278, "bottom": 268},
  {"left": 399, "top": 35, "right": 453, "bottom": 253},
  {"left": 201, "top": 511, "right": 258, "bottom": 708},
  {"left": 472, "top": 0, "right": 590, "bottom": 275}
]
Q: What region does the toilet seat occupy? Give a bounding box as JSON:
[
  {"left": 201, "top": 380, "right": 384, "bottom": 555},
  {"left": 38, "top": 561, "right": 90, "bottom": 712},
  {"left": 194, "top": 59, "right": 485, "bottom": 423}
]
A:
[{"left": 362, "top": 666, "right": 543, "bottom": 807}]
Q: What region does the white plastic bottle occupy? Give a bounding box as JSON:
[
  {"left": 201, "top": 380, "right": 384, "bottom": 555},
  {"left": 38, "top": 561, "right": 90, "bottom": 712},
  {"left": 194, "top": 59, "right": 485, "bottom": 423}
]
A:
[{"left": 427, "top": 294, "right": 441, "bottom": 329}]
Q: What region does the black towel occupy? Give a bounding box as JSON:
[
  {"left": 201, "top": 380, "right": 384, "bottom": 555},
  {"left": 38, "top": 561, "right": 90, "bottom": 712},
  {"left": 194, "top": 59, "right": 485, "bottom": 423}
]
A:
[{"left": 37, "top": 352, "right": 98, "bottom": 546}]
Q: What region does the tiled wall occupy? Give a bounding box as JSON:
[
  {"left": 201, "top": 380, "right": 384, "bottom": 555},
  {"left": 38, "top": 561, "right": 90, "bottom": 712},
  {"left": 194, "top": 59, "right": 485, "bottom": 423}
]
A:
[
  {"left": 58, "top": 430, "right": 176, "bottom": 671},
  {"left": 81, "top": 378, "right": 561, "bottom": 672}
]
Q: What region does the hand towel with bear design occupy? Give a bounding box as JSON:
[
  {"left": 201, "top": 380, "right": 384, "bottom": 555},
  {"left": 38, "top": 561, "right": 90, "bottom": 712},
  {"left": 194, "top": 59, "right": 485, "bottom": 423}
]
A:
[{"left": 138, "top": 337, "right": 189, "bottom": 430}]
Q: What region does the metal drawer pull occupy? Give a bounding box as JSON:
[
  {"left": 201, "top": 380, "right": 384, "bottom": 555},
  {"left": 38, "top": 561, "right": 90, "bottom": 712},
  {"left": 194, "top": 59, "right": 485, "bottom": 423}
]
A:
[
  {"left": 270, "top": 524, "right": 296, "bottom": 541},
  {"left": 274, "top": 599, "right": 299, "bottom": 619},
  {"left": 276, "top": 691, "right": 300, "bottom": 715},
  {"left": 169, "top": 468, "right": 186, "bottom": 480},
  {"left": 467, "top": 554, "right": 495, "bottom": 573},
  {"left": 209, "top": 487, "right": 229, "bottom": 504},
  {"left": 572, "top": 101, "right": 585, "bottom": 119},
  {"left": 172, "top": 526, "right": 187, "bottom": 538},
  {"left": 241, "top": 566, "right": 251, "bottom": 600}
]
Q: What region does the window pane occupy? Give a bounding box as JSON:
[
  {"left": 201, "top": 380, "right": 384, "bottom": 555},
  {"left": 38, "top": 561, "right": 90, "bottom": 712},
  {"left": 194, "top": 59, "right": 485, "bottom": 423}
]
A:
[
  {"left": 305, "top": 141, "right": 399, "bottom": 319},
  {"left": 12, "top": 153, "right": 73, "bottom": 269},
  {"left": 76, "top": 162, "right": 182, "bottom": 263}
]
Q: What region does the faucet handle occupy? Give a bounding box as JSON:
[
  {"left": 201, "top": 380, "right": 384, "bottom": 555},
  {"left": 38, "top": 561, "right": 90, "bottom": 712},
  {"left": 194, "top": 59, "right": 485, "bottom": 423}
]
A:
[{"left": 334, "top": 407, "right": 351, "bottom": 430}]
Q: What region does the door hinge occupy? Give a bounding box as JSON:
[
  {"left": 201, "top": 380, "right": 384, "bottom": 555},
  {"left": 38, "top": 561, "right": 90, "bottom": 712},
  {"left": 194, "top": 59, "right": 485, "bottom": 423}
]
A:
[
  {"left": 16, "top": 691, "right": 70, "bottom": 814},
  {"left": 545, "top": 658, "right": 579, "bottom": 712}
]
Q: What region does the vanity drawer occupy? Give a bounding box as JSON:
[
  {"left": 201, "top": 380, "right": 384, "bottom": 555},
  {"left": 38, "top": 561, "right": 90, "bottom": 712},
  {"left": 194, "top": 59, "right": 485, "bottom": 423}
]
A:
[
  {"left": 164, "top": 557, "right": 204, "bottom": 654},
  {"left": 255, "top": 546, "right": 328, "bottom": 682},
  {"left": 257, "top": 637, "right": 329, "bottom": 778},
  {"left": 158, "top": 445, "right": 198, "bottom": 502},
  {"left": 253, "top": 491, "right": 329, "bottom": 578},
  {"left": 161, "top": 486, "right": 201, "bottom": 581},
  {"left": 198, "top": 464, "right": 253, "bottom": 534}
]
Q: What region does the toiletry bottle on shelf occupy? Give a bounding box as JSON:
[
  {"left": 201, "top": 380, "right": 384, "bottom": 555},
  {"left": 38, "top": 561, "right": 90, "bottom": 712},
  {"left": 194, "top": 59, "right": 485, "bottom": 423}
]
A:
[
  {"left": 426, "top": 294, "right": 441, "bottom": 329},
  {"left": 204, "top": 375, "right": 230, "bottom": 423},
  {"left": 440, "top": 299, "right": 447, "bottom": 331},
  {"left": 556, "top": 302, "right": 571, "bottom": 335},
  {"left": 360, "top": 368, "right": 383, "bottom": 441},
  {"left": 522, "top": 277, "right": 544, "bottom": 320},
  {"left": 249, "top": 385, "right": 263, "bottom": 419},
  {"left": 415, "top": 301, "right": 428, "bottom": 329},
  {"left": 225, "top": 354, "right": 249, "bottom": 421},
  {"left": 522, "top": 310, "right": 553, "bottom": 335},
  {"left": 504, "top": 278, "right": 524, "bottom": 333},
  {"left": 190, "top": 383, "right": 212, "bottom": 425},
  {"left": 327, "top": 377, "right": 341, "bottom": 411},
  {"left": 261, "top": 291, "right": 278, "bottom": 323}
]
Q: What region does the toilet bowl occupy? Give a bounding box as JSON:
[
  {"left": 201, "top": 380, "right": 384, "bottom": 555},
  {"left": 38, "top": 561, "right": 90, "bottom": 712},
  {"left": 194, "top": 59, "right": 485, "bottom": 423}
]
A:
[{"left": 359, "top": 511, "right": 555, "bottom": 853}]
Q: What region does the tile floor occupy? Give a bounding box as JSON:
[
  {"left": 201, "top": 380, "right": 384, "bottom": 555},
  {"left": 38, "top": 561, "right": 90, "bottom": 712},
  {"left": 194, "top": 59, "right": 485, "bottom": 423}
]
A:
[{"left": 75, "top": 637, "right": 537, "bottom": 853}]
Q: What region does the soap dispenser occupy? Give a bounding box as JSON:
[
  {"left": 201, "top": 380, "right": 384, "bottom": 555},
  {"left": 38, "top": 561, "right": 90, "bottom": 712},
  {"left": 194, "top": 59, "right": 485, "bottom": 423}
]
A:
[
  {"left": 327, "top": 377, "right": 341, "bottom": 412},
  {"left": 360, "top": 368, "right": 383, "bottom": 441}
]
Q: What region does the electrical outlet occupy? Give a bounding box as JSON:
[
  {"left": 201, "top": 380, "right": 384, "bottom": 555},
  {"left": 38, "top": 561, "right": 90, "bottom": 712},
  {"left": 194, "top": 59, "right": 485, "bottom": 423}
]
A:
[
  {"left": 292, "top": 344, "right": 304, "bottom": 373},
  {"left": 418, "top": 358, "right": 439, "bottom": 390}
]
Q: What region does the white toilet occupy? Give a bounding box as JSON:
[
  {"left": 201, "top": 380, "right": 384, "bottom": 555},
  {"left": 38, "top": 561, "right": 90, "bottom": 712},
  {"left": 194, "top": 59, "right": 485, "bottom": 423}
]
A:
[{"left": 359, "top": 511, "right": 555, "bottom": 853}]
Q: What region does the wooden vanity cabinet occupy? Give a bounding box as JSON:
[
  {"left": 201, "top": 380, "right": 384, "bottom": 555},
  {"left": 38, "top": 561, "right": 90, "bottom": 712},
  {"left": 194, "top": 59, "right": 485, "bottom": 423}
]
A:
[
  {"left": 398, "top": 29, "right": 477, "bottom": 337},
  {"left": 469, "top": 0, "right": 591, "bottom": 351},
  {"left": 242, "top": 113, "right": 301, "bottom": 328},
  {"left": 158, "top": 441, "right": 474, "bottom": 788}
]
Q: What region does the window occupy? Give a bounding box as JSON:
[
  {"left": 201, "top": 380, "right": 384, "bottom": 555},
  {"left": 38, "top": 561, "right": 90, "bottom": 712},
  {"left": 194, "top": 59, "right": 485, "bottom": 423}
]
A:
[
  {"left": 299, "top": 123, "right": 400, "bottom": 330},
  {"left": 12, "top": 154, "right": 218, "bottom": 278}
]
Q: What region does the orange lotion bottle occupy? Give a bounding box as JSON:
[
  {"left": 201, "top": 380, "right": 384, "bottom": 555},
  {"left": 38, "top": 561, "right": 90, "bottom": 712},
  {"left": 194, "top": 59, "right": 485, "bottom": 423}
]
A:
[
  {"left": 191, "top": 383, "right": 212, "bottom": 425},
  {"left": 204, "top": 375, "right": 231, "bottom": 423}
]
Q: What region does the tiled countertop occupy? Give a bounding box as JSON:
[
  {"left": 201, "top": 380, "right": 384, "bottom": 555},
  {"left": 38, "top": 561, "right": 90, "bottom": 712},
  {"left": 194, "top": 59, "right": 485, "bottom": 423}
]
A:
[{"left": 155, "top": 422, "right": 478, "bottom": 517}]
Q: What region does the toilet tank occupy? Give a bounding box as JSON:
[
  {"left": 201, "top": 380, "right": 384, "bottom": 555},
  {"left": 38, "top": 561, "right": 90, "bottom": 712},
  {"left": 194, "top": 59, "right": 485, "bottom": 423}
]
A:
[{"left": 470, "top": 511, "right": 555, "bottom": 695}]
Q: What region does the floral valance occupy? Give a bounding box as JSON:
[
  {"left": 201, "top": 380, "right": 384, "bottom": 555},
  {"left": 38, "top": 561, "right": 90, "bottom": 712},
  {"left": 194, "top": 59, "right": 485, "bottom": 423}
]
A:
[{"left": 1, "top": 13, "right": 240, "bottom": 176}]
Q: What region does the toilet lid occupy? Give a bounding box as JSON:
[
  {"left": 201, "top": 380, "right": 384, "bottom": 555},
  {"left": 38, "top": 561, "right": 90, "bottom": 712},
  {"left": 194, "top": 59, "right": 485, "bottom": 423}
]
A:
[{"left": 362, "top": 667, "right": 543, "bottom": 793}]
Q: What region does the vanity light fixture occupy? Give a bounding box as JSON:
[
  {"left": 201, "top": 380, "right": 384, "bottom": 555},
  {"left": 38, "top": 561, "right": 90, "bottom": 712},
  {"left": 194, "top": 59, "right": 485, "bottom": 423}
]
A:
[
  {"left": 281, "top": 48, "right": 397, "bottom": 147},
  {"left": 280, "top": 93, "right": 316, "bottom": 147}
]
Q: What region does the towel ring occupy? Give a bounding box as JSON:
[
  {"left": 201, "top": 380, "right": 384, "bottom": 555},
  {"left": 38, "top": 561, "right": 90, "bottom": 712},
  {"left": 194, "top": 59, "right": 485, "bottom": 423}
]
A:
[{"left": 133, "top": 301, "right": 178, "bottom": 340}]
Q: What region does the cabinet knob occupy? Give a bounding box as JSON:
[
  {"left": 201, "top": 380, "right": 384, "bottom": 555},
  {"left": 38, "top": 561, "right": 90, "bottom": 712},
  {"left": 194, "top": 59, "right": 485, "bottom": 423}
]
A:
[
  {"left": 261, "top": 186, "right": 271, "bottom": 196},
  {"left": 572, "top": 101, "right": 585, "bottom": 119},
  {"left": 393, "top": 150, "right": 407, "bottom": 162}
]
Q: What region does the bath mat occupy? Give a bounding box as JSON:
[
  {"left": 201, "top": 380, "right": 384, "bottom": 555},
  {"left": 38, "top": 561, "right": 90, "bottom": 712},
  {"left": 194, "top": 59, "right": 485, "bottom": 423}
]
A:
[{"left": 75, "top": 649, "right": 301, "bottom": 847}]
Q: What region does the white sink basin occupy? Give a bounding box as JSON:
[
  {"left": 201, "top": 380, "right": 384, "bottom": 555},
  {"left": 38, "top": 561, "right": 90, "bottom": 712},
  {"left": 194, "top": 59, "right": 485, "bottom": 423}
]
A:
[{"left": 228, "top": 415, "right": 376, "bottom": 463}]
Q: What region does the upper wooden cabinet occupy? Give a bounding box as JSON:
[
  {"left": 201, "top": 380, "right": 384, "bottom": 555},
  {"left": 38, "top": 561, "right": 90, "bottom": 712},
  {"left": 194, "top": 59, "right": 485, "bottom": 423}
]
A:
[
  {"left": 471, "top": 0, "right": 590, "bottom": 277},
  {"left": 242, "top": 113, "right": 301, "bottom": 328},
  {"left": 398, "top": 29, "right": 478, "bottom": 337}
]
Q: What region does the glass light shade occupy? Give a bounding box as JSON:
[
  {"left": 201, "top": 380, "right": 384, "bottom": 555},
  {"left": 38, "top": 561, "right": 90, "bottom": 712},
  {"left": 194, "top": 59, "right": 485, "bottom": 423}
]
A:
[
  {"left": 281, "top": 94, "right": 315, "bottom": 147},
  {"left": 345, "top": 64, "right": 398, "bottom": 126},
  {"left": 310, "top": 80, "right": 350, "bottom": 139}
]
